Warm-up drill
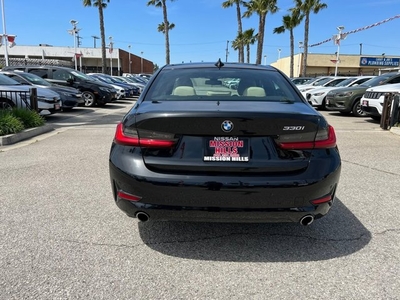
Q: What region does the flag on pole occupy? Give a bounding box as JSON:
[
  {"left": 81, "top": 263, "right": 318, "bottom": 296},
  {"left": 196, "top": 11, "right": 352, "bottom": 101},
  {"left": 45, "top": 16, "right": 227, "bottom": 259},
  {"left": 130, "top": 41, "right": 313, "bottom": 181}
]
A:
[{"left": 7, "top": 35, "right": 16, "bottom": 48}]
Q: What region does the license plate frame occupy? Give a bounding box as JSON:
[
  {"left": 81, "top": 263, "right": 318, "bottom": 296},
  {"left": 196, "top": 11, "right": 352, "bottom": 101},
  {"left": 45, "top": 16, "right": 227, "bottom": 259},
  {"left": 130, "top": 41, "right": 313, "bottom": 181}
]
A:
[{"left": 203, "top": 137, "right": 249, "bottom": 162}]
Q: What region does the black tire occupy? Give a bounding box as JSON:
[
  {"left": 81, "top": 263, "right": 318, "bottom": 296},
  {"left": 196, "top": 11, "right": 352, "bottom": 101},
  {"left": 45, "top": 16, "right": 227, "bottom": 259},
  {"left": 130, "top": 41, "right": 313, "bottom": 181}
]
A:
[
  {"left": 352, "top": 99, "right": 367, "bottom": 117},
  {"left": 82, "top": 91, "right": 96, "bottom": 107},
  {"left": 0, "top": 98, "right": 15, "bottom": 110},
  {"left": 320, "top": 97, "right": 327, "bottom": 110}
]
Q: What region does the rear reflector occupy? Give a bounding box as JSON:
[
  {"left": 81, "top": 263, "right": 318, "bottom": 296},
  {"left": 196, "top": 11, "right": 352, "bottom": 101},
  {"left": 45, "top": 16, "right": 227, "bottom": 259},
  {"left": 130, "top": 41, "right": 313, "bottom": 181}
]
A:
[
  {"left": 278, "top": 125, "right": 337, "bottom": 150},
  {"left": 310, "top": 195, "right": 332, "bottom": 205},
  {"left": 114, "top": 122, "right": 177, "bottom": 148},
  {"left": 117, "top": 190, "right": 142, "bottom": 202}
]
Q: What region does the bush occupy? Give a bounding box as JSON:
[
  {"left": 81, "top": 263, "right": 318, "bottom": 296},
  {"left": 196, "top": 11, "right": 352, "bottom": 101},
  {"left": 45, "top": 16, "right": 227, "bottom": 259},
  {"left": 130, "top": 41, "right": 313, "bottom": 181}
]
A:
[
  {"left": 0, "top": 110, "right": 24, "bottom": 135},
  {"left": 11, "top": 108, "right": 45, "bottom": 128}
]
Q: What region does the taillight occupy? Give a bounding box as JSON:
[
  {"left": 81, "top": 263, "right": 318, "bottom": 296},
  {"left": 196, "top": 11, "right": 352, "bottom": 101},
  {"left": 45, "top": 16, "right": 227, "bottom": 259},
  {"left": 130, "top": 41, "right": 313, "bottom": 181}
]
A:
[
  {"left": 114, "top": 122, "right": 177, "bottom": 148},
  {"left": 117, "top": 190, "right": 142, "bottom": 202},
  {"left": 278, "top": 125, "right": 337, "bottom": 150},
  {"left": 310, "top": 195, "right": 332, "bottom": 205}
]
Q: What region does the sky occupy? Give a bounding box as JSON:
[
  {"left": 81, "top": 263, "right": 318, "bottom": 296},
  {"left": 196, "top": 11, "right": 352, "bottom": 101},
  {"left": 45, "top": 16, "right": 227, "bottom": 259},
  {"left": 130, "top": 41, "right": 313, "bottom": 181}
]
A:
[{"left": 2, "top": 0, "right": 400, "bottom": 68}]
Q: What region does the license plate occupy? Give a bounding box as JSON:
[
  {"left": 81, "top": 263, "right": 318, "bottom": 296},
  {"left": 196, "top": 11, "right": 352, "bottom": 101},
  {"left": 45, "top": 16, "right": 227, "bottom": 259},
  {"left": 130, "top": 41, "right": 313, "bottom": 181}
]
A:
[
  {"left": 55, "top": 104, "right": 61, "bottom": 110},
  {"left": 362, "top": 100, "right": 369, "bottom": 106},
  {"left": 203, "top": 137, "right": 249, "bottom": 162}
]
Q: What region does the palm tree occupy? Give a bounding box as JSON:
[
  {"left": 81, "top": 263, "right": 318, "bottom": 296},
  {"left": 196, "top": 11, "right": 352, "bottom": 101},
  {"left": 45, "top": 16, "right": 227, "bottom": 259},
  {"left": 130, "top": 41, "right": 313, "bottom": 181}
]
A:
[
  {"left": 243, "top": 29, "right": 257, "bottom": 63},
  {"left": 222, "top": 0, "right": 245, "bottom": 63},
  {"left": 83, "top": 0, "right": 110, "bottom": 74},
  {"left": 242, "top": 0, "right": 278, "bottom": 65},
  {"left": 147, "top": 0, "right": 175, "bottom": 65},
  {"left": 157, "top": 22, "right": 175, "bottom": 33},
  {"left": 292, "top": 0, "right": 328, "bottom": 76},
  {"left": 273, "top": 11, "right": 303, "bottom": 77}
]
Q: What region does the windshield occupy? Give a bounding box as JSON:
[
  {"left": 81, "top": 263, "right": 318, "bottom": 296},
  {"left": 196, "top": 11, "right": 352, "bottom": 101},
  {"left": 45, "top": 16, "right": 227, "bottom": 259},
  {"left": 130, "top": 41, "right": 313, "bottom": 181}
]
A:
[
  {"left": 361, "top": 74, "right": 396, "bottom": 87},
  {"left": 313, "top": 77, "right": 333, "bottom": 86},
  {"left": 147, "top": 67, "right": 300, "bottom": 102},
  {"left": 0, "top": 73, "right": 21, "bottom": 85},
  {"left": 71, "top": 70, "right": 93, "bottom": 81},
  {"left": 335, "top": 78, "right": 357, "bottom": 87},
  {"left": 19, "top": 72, "right": 52, "bottom": 86}
]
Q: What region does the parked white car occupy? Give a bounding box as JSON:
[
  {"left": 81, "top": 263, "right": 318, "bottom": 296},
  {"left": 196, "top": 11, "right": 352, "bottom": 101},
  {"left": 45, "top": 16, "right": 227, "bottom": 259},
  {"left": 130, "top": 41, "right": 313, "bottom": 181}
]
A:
[
  {"left": 360, "top": 82, "right": 400, "bottom": 120},
  {"left": 306, "top": 76, "right": 374, "bottom": 109},
  {"left": 0, "top": 73, "right": 61, "bottom": 115},
  {"left": 297, "top": 77, "right": 349, "bottom": 99}
]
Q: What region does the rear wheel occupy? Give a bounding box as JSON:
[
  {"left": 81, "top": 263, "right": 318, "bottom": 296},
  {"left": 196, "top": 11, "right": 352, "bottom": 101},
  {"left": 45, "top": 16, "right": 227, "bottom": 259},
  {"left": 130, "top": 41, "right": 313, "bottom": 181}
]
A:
[
  {"left": 82, "top": 91, "right": 96, "bottom": 107},
  {"left": 0, "top": 98, "right": 15, "bottom": 110},
  {"left": 352, "top": 99, "right": 367, "bottom": 117}
]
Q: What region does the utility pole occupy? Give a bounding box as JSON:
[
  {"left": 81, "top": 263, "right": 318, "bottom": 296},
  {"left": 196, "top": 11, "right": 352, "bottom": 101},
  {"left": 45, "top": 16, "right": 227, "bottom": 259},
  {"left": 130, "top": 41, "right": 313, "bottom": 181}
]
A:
[
  {"left": 92, "top": 35, "right": 99, "bottom": 48},
  {"left": 225, "top": 40, "right": 229, "bottom": 62},
  {"left": 77, "top": 33, "right": 83, "bottom": 47}
]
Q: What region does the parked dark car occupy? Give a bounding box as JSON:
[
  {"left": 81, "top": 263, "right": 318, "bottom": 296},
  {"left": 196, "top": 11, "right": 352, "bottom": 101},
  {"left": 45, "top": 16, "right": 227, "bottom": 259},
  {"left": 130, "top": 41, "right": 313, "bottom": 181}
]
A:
[
  {"left": 109, "top": 61, "right": 341, "bottom": 226},
  {"left": 2, "top": 66, "right": 115, "bottom": 107},
  {"left": 0, "top": 70, "right": 83, "bottom": 110},
  {"left": 326, "top": 72, "right": 400, "bottom": 117}
]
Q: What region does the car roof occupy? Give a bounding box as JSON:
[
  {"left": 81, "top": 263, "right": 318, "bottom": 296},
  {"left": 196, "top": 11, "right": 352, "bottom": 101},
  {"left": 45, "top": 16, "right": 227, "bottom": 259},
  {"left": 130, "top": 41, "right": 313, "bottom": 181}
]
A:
[{"left": 162, "top": 62, "right": 278, "bottom": 72}]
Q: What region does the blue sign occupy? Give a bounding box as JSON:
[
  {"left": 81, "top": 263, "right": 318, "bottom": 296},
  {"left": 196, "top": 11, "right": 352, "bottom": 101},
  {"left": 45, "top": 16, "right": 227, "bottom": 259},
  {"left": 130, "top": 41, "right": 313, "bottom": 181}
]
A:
[{"left": 360, "top": 57, "right": 399, "bottom": 67}]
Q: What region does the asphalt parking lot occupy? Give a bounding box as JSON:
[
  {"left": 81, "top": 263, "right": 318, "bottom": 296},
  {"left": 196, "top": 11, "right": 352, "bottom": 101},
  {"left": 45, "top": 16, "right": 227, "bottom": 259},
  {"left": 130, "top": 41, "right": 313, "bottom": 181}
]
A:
[{"left": 1, "top": 99, "right": 399, "bottom": 299}]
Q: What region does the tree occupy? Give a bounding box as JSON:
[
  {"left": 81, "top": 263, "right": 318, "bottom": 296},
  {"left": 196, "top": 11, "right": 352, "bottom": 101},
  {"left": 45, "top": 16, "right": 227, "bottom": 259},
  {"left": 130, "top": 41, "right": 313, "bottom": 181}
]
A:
[
  {"left": 83, "top": 0, "right": 110, "bottom": 74},
  {"left": 147, "top": 0, "right": 175, "bottom": 65},
  {"left": 243, "top": 0, "right": 278, "bottom": 65},
  {"left": 157, "top": 22, "right": 175, "bottom": 34},
  {"left": 273, "top": 11, "right": 303, "bottom": 77},
  {"left": 222, "top": 0, "right": 245, "bottom": 62},
  {"left": 292, "top": 0, "right": 328, "bottom": 76}
]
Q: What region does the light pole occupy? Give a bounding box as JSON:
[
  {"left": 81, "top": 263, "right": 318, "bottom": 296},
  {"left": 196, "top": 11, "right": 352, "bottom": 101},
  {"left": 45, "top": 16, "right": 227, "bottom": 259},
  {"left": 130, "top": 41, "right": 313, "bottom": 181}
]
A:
[
  {"left": 128, "top": 45, "right": 131, "bottom": 74},
  {"left": 140, "top": 51, "right": 143, "bottom": 73},
  {"left": 1, "top": 0, "right": 9, "bottom": 66},
  {"left": 70, "top": 20, "right": 79, "bottom": 70},
  {"left": 298, "top": 42, "right": 304, "bottom": 77},
  {"left": 109, "top": 36, "right": 113, "bottom": 75},
  {"left": 225, "top": 40, "right": 229, "bottom": 62},
  {"left": 278, "top": 48, "right": 281, "bottom": 60},
  {"left": 334, "top": 25, "right": 345, "bottom": 76},
  {"left": 263, "top": 55, "right": 267, "bottom": 65}
]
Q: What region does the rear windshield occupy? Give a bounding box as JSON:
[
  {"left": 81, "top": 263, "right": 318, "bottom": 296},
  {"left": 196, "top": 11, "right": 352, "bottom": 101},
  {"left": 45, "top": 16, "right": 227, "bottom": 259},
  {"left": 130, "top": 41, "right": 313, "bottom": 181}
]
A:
[{"left": 146, "top": 67, "right": 301, "bottom": 102}]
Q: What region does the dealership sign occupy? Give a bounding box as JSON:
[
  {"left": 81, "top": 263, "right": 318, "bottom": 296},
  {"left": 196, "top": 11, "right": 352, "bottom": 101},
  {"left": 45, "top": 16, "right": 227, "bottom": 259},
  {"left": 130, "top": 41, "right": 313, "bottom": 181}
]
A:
[{"left": 360, "top": 57, "right": 399, "bottom": 67}]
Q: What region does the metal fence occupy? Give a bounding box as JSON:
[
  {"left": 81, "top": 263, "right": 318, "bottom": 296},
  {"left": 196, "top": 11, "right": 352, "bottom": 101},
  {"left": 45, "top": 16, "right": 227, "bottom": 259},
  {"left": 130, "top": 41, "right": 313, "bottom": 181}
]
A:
[
  {"left": 380, "top": 93, "right": 400, "bottom": 129},
  {"left": 0, "top": 89, "right": 38, "bottom": 111}
]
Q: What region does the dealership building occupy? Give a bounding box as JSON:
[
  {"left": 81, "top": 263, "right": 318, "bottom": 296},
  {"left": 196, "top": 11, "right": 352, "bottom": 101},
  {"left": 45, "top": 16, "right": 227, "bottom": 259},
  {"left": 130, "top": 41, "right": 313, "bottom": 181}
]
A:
[
  {"left": 0, "top": 45, "right": 154, "bottom": 75},
  {"left": 272, "top": 53, "right": 400, "bottom": 77}
]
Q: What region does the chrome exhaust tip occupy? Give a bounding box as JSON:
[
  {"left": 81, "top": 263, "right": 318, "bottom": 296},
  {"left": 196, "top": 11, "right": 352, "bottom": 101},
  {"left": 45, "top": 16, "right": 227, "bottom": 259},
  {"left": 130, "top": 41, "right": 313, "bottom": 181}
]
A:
[
  {"left": 135, "top": 212, "right": 150, "bottom": 222},
  {"left": 299, "top": 215, "right": 314, "bottom": 226}
]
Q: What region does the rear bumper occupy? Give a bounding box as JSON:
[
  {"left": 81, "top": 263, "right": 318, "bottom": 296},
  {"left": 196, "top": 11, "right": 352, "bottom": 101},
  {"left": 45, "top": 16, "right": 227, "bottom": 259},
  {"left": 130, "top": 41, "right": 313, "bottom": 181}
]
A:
[
  {"left": 109, "top": 149, "right": 341, "bottom": 223},
  {"left": 115, "top": 198, "right": 333, "bottom": 223}
]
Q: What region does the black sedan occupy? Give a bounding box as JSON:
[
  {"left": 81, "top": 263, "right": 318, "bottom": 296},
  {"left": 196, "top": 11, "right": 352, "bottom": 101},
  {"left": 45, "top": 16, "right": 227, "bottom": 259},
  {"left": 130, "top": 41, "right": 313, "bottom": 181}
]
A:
[
  {"left": 109, "top": 61, "right": 341, "bottom": 226},
  {"left": 1, "top": 70, "right": 83, "bottom": 110}
]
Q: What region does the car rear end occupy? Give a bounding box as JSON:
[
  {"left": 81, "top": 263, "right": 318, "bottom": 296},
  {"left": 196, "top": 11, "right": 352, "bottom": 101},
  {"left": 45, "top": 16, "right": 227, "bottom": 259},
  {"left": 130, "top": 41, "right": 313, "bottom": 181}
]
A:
[{"left": 109, "top": 64, "right": 341, "bottom": 224}]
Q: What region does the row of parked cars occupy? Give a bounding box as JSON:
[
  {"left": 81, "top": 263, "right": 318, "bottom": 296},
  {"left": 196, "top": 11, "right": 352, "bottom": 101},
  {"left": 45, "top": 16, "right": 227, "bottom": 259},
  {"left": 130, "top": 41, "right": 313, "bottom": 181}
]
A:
[
  {"left": 292, "top": 72, "right": 400, "bottom": 120},
  {"left": 0, "top": 65, "right": 149, "bottom": 116}
]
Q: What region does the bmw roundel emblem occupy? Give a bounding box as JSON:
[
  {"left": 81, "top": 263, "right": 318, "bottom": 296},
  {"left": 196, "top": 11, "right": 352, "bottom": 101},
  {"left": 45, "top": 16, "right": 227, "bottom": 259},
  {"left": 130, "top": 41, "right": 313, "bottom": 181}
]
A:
[{"left": 221, "top": 120, "right": 234, "bottom": 132}]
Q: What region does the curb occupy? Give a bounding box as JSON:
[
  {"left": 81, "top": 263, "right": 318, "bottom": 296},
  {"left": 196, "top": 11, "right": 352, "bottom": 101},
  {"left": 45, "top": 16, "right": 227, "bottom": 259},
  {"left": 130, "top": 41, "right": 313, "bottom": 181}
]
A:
[
  {"left": 0, "top": 124, "right": 54, "bottom": 146},
  {"left": 390, "top": 126, "right": 400, "bottom": 136}
]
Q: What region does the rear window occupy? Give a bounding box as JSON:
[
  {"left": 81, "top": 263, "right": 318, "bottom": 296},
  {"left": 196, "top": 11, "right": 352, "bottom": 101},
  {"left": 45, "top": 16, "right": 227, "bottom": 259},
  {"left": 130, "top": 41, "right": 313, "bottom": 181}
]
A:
[{"left": 146, "top": 67, "right": 300, "bottom": 102}]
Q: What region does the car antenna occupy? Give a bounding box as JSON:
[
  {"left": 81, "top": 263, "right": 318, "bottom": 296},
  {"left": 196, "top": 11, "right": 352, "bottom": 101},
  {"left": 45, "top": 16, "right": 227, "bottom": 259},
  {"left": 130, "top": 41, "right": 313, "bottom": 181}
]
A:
[{"left": 215, "top": 58, "right": 224, "bottom": 69}]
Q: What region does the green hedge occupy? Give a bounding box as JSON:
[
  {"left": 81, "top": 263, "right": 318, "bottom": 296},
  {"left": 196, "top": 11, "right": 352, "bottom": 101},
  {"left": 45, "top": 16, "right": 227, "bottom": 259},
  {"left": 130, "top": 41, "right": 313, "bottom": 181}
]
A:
[{"left": 0, "top": 108, "right": 45, "bottom": 136}]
